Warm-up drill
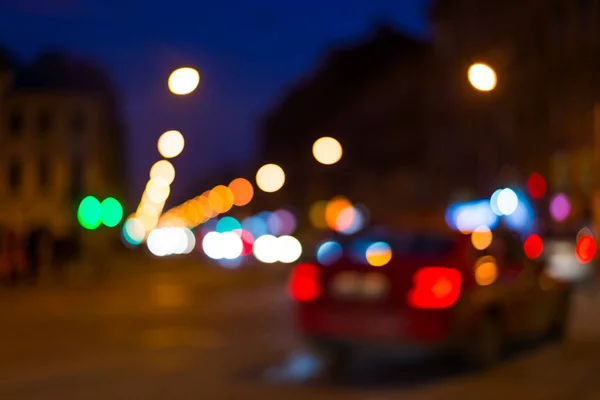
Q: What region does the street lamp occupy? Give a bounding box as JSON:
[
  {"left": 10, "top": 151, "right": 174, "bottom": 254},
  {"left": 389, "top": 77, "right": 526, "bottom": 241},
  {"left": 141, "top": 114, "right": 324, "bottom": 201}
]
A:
[
  {"left": 468, "top": 63, "right": 497, "bottom": 92},
  {"left": 168, "top": 67, "right": 200, "bottom": 95}
]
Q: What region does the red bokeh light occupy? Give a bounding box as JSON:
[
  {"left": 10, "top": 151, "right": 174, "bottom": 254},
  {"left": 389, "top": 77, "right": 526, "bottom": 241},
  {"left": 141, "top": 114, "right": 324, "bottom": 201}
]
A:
[
  {"left": 407, "top": 267, "right": 461, "bottom": 309},
  {"left": 288, "top": 263, "right": 322, "bottom": 302},
  {"left": 234, "top": 229, "right": 254, "bottom": 256},
  {"left": 524, "top": 234, "right": 544, "bottom": 260},
  {"left": 527, "top": 173, "right": 547, "bottom": 200},
  {"left": 576, "top": 236, "right": 597, "bottom": 264}
]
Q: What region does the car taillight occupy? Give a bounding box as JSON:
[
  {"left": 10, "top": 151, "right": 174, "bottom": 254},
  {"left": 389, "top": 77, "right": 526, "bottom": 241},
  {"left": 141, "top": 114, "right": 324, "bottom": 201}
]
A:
[
  {"left": 407, "top": 267, "right": 461, "bottom": 309},
  {"left": 288, "top": 263, "right": 322, "bottom": 303}
]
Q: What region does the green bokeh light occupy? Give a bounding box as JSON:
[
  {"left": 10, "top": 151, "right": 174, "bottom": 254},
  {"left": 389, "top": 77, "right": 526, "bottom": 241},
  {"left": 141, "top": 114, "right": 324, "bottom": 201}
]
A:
[
  {"left": 78, "top": 196, "right": 102, "bottom": 230},
  {"left": 100, "top": 197, "right": 124, "bottom": 228}
]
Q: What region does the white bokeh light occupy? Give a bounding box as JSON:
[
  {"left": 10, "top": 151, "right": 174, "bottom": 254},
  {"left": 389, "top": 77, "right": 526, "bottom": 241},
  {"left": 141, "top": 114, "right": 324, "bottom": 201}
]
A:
[
  {"left": 253, "top": 234, "right": 280, "bottom": 263},
  {"left": 277, "top": 235, "right": 302, "bottom": 263},
  {"left": 221, "top": 232, "right": 244, "bottom": 259},
  {"left": 203, "top": 231, "right": 224, "bottom": 260},
  {"left": 497, "top": 188, "right": 518, "bottom": 216}
]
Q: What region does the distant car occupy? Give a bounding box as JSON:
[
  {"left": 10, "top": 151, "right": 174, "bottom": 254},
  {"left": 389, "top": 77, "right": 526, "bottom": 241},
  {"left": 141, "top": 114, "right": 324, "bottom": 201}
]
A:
[{"left": 288, "top": 227, "right": 571, "bottom": 371}]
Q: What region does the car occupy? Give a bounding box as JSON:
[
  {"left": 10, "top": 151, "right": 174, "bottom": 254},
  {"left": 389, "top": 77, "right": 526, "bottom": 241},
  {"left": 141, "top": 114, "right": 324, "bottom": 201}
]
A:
[{"left": 288, "top": 227, "right": 571, "bottom": 371}]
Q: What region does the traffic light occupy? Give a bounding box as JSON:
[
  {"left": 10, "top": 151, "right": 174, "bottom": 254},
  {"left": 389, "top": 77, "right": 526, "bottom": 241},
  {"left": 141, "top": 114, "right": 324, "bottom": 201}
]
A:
[
  {"left": 100, "top": 197, "right": 124, "bottom": 228},
  {"left": 78, "top": 196, "right": 124, "bottom": 229},
  {"left": 78, "top": 196, "right": 102, "bottom": 230}
]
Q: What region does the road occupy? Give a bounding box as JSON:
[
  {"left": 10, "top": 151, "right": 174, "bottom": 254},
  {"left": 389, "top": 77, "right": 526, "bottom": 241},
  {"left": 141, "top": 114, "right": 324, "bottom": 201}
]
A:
[{"left": 2, "top": 257, "right": 600, "bottom": 399}]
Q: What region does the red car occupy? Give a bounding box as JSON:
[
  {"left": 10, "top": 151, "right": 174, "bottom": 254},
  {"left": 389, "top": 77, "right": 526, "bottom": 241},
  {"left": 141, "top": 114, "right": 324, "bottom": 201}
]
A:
[{"left": 288, "top": 228, "right": 571, "bottom": 370}]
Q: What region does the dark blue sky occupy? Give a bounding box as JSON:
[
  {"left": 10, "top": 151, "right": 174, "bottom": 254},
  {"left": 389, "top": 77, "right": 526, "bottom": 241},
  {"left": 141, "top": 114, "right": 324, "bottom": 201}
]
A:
[{"left": 1, "top": 0, "right": 429, "bottom": 202}]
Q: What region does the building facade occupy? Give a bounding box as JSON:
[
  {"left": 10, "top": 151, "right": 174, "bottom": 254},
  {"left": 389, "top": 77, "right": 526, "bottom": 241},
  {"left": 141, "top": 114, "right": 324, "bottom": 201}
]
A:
[
  {"left": 0, "top": 52, "right": 126, "bottom": 240},
  {"left": 430, "top": 0, "right": 600, "bottom": 227}
]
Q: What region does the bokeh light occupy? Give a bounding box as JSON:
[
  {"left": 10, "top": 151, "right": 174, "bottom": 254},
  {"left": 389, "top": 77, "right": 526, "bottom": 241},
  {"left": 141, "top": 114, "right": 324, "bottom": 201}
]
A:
[
  {"left": 202, "top": 231, "right": 224, "bottom": 260},
  {"left": 497, "top": 188, "right": 518, "bottom": 216},
  {"left": 337, "top": 206, "right": 365, "bottom": 235},
  {"left": 272, "top": 209, "right": 297, "bottom": 236},
  {"left": 145, "top": 178, "right": 171, "bottom": 204},
  {"left": 524, "top": 234, "right": 543, "bottom": 260},
  {"left": 100, "top": 197, "right": 123, "bottom": 228},
  {"left": 208, "top": 185, "right": 234, "bottom": 214},
  {"left": 216, "top": 216, "right": 242, "bottom": 233},
  {"left": 489, "top": 189, "right": 503, "bottom": 216},
  {"left": 475, "top": 256, "right": 498, "bottom": 286},
  {"left": 577, "top": 227, "right": 594, "bottom": 243},
  {"left": 256, "top": 164, "right": 285, "bottom": 193},
  {"left": 471, "top": 225, "right": 493, "bottom": 250},
  {"left": 123, "top": 217, "right": 145, "bottom": 245},
  {"left": 78, "top": 196, "right": 102, "bottom": 230},
  {"left": 157, "top": 130, "right": 185, "bottom": 159},
  {"left": 527, "top": 173, "right": 547, "bottom": 200},
  {"left": 242, "top": 216, "right": 269, "bottom": 238},
  {"left": 325, "top": 197, "right": 352, "bottom": 231},
  {"left": 168, "top": 67, "right": 200, "bottom": 95},
  {"left": 576, "top": 235, "right": 597, "bottom": 264},
  {"left": 468, "top": 63, "right": 497, "bottom": 92},
  {"left": 316, "top": 240, "right": 343, "bottom": 266},
  {"left": 228, "top": 178, "right": 254, "bottom": 207},
  {"left": 550, "top": 193, "right": 571, "bottom": 222},
  {"left": 221, "top": 232, "right": 244, "bottom": 259},
  {"left": 150, "top": 160, "right": 175, "bottom": 185},
  {"left": 365, "top": 242, "right": 392, "bottom": 267},
  {"left": 309, "top": 200, "right": 328, "bottom": 230},
  {"left": 253, "top": 234, "right": 279, "bottom": 263},
  {"left": 312, "top": 136, "right": 343, "bottom": 165},
  {"left": 278, "top": 235, "right": 303, "bottom": 263}
]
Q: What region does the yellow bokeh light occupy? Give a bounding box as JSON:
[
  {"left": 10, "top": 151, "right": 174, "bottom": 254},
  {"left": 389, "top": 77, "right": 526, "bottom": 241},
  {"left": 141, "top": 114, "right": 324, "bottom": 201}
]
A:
[
  {"left": 475, "top": 256, "right": 498, "bottom": 286},
  {"left": 145, "top": 178, "right": 171, "bottom": 204},
  {"left": 309, "top": 200, "right": 328, "bottom": 230},
  {"left": 195, "top": 195, "right": 216, "bottom": 219},
  {"left": 136, "top": 211, "right": 160, "bottom": 232},
  {"left": 157, "top": 130, "right": 185, "bottom": 159},
  {"left": 468, "top": 63, "right": 497, "bottom": 92},
  {"left": 312, "top": 136, "right": 343, "bottom": 165},
  {"left": 228, "top": 178, "right": 254, "bottom": 207},
  {"left": 168, "top": 67, "right": 200, "bottom": 95},
  {"left": 471, "top": 225, "right": 493, "bottom": 250},
  {"left": 208, "top": 185, "right": 234, "bottom": 214},
  {"left": 365, "top": 242, "right": 393, "bottom": 267},
  {"left": 150, "top": 160, "right": 175, "bottom": 185},
  {"left": 256, "top": 164, "right": 285, "bottom": 193},
  {"left": 325, "top": 197, "right": 352, "bottom": 231}
]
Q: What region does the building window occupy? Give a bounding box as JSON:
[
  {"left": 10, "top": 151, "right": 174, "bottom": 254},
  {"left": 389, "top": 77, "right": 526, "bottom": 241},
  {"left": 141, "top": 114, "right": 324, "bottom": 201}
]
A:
[
  {"left": 8, "top": 158, "right": 22, "bottom": 193},
  {"left": 37, "top": 110, "right": 52, "bottom": 135},
  {"left": 8, "top": 110, "right": 23, "bottom": 137},
  {"left": 39, "top": 158, "right": 50, "bottom": 191}
]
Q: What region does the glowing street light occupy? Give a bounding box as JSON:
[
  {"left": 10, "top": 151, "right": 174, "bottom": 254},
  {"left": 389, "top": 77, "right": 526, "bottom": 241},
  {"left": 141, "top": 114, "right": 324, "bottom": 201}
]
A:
[
  {"left": 256, "top": 163, "right": 285, "bottom": 193},
  {"left": 468, "top": 63, "right": 497, "bottom": 92},
  {"left": 157, "top": 130, "right": 185, "bottom": 158},
  {"left": 168, "top": 67, "right": 200, "bottom": 95},
  {"left": 312, "top": 136, "right": 343, "bottom": 165}
]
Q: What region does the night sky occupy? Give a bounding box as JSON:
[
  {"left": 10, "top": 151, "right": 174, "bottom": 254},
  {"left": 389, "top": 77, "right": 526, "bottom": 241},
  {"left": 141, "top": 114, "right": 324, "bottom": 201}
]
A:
[{"left": 1, "top": 0, "right": 430, "bottom": 203}]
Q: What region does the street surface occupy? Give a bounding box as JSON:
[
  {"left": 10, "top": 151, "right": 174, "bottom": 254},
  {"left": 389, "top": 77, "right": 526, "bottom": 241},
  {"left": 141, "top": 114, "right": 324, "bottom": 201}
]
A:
[{"left": 2, "top": 255, "right": 600, "bottom": 399}]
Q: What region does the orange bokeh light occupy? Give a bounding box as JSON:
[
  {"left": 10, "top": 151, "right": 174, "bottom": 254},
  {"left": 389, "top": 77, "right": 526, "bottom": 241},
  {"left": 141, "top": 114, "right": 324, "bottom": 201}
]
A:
[
  {"left": 325, "top": 197, "right": 352, "bottom": 231},
  {"left": 228, "top": 178, "right": 254, "bottom": 207}
]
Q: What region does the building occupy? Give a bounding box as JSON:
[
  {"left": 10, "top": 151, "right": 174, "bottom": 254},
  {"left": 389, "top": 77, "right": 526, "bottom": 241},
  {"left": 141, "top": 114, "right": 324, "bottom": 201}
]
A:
[
  {"left": 429, "top": 0, "right": 600, "bottom": 228},
  {"left": 0, "top": 51, "right": 126, "bottom": 241},
  {"left": 259, "top": 26, "right": 456, "bottom": 229}
]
